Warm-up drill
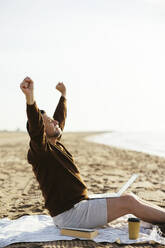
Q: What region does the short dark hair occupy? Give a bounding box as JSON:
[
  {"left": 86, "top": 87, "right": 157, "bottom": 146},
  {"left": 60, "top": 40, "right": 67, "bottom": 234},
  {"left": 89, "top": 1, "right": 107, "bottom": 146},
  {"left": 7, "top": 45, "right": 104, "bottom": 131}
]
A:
[{"left": 40, "top": 109, "right": 46, "bottom": 115}]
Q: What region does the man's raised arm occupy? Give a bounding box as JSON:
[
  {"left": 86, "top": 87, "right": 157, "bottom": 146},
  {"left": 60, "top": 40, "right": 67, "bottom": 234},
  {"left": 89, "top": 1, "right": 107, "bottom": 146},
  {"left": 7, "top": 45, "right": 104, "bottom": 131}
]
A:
[
  {"left": 53, "top": 82, "right": 67, "bottom": 131},
  {"left": 20, "top": 77, "right": 46, "bottom": 150}
]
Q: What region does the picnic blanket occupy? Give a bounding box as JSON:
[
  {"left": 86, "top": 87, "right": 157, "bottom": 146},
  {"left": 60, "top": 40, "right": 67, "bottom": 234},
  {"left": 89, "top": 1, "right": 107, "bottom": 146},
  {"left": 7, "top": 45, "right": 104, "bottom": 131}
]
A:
[{"left": 0, "top": 214, "right": 165, "bottom": 247}]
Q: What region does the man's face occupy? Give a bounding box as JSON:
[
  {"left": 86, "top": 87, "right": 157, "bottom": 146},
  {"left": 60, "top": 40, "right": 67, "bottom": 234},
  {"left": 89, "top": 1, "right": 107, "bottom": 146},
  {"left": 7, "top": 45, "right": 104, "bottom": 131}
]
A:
[{"left": 42, "top": 113, "right": 62, "bottom": 138}]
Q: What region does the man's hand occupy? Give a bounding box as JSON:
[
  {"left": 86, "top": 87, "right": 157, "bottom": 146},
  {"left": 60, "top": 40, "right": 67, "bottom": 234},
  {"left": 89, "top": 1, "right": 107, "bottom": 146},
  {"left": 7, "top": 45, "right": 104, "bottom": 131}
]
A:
[
  {"left": 20, "top": 77, "right": 34, "bottom": 105},
  {"left": 56, "top": 82, "right": 66, "bottom": 98}
]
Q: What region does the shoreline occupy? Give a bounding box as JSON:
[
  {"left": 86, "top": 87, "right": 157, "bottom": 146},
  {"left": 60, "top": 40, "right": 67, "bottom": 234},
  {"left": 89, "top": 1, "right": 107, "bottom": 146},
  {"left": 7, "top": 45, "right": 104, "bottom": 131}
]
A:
[{"left": 87, "top": 131, "right": 165, "bottom": 159}]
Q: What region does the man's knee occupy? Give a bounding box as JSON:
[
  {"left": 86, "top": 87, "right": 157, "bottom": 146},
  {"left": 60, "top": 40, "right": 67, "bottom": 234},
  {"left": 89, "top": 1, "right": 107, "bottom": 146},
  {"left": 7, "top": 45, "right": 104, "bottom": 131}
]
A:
[
  {"left": 107, "top": 193, "right": 137, "bottom": 211},
  {"left": 121, "top": 193, "right": 139, "bottom": 211},
  {"left": 106, "top": 193, "right": 139, "bottom": 222}
]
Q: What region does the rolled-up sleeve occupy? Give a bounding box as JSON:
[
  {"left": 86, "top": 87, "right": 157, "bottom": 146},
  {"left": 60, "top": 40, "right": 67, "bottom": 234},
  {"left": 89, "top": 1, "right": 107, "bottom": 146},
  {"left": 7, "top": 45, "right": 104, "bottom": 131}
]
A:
[{"left": 53, "top": 96, "right": 67, "bottom": 131}]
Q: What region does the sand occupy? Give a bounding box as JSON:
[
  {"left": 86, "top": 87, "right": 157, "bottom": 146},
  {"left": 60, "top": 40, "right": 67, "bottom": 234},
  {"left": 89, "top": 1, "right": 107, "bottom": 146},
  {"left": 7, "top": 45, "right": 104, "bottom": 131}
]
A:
[{"left": 0, "top": 131, "right": 165, "bottom": 248}]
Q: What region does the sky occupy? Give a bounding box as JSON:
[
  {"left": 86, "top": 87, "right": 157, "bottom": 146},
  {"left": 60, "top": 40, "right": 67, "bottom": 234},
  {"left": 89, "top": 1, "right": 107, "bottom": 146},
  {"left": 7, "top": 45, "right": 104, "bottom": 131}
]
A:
[{"left": 1, "top": 0, "right": 165, "bottom": 132}]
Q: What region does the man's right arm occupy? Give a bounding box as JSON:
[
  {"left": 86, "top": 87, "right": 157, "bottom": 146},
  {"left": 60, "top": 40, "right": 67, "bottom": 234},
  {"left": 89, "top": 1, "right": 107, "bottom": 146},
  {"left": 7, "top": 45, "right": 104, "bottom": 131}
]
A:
[{"left": 20, "top": 77, "right": 47, "bottom": 151}]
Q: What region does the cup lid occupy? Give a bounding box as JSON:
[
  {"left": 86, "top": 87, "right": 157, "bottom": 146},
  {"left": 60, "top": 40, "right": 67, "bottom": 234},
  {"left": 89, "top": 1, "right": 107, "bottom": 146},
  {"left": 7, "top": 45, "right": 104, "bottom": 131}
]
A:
[{"left": 128, "top": 217, "right": 140, "bottom": 222}]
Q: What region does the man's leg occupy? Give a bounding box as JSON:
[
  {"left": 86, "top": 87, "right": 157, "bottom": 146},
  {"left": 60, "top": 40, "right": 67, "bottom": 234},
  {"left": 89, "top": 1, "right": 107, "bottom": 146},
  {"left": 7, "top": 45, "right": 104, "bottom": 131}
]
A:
[{"left": 106, "top": 194, "right": 165, "bottom": 224}]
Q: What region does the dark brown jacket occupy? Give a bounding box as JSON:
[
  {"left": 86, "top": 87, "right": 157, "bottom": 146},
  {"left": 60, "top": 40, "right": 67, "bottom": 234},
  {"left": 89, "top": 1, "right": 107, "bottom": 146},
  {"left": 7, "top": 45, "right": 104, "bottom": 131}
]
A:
[{"left": 26, "top": 96, "right": 88, "bottom": 217}]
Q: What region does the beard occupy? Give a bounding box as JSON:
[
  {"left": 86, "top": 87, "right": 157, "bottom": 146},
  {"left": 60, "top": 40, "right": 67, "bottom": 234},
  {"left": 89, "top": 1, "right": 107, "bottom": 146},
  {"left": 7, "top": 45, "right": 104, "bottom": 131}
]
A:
[
  {"left": 47, "top": 128, "right": 62, "bottom": 139},
  {"left": 53, "top": 128, "right": 62, "bottom": 138}
]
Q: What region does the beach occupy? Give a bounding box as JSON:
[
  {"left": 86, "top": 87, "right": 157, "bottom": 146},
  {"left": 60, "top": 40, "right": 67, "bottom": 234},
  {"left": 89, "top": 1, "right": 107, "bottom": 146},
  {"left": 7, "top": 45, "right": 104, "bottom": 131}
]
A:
[{"left": 0, "top": 131, "right": 165, "bottom": 248}]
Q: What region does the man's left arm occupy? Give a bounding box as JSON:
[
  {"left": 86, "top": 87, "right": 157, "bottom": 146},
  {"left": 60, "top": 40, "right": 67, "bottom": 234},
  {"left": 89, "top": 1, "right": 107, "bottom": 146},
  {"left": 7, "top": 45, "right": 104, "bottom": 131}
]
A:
[{"left": 53, "top": 82, "right": 67, "bottom": 131}]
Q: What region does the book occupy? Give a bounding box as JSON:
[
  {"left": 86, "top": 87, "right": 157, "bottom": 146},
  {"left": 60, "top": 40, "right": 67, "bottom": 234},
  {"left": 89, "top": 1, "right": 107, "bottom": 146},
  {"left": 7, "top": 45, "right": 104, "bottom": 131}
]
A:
[
  {"left": 60, "top": 227, "right": 98, "bottom": 239},
  {"left": 89, "top": 174, "right": 138, "bottom": 199}
]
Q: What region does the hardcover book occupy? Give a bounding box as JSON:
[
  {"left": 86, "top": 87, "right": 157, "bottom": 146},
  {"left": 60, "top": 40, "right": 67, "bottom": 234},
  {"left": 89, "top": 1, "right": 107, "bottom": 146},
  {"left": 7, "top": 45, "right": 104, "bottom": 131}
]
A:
[{"left": 60, "top": 227, "right": 98, "bottom": 239}]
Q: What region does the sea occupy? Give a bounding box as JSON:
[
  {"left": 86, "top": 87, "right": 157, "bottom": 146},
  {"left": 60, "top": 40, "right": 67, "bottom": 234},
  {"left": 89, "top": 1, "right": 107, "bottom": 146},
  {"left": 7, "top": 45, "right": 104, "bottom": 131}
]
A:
[{"left": 87, "top": 131, "right": 165, "bottom": 158}]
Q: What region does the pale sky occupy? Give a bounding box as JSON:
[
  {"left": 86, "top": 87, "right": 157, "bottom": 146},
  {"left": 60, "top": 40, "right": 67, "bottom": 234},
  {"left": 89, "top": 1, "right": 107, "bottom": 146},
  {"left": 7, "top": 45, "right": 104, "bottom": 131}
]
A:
[{"left": 1, "top": 0, "right": 165, "bottom": 132}]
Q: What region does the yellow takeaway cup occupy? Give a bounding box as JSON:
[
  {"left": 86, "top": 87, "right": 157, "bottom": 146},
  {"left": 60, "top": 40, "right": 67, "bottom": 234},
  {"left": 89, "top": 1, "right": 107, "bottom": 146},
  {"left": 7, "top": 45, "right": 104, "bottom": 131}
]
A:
[{"left": 128, "top": 217, "right": 140, "bottom": 240}]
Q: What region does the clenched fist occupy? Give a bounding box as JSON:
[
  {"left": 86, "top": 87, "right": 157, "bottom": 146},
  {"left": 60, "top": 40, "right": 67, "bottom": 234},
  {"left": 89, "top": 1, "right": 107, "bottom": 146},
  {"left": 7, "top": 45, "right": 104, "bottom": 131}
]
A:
[
  {"left": 20, "top": 77, "right": 34, "bottom": 95},
  {"left": 20, "top": 77, "right": 34, "bottom": 104},
  {"left": 56, "top": 82, "right": 66, "bottom": 97}
]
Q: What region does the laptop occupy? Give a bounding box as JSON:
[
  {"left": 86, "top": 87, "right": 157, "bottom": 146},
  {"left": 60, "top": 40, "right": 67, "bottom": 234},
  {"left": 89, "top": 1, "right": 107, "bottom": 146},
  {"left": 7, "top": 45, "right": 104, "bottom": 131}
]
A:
[{"left": 89, "top": 174, "right": 138, "bottom": 199}]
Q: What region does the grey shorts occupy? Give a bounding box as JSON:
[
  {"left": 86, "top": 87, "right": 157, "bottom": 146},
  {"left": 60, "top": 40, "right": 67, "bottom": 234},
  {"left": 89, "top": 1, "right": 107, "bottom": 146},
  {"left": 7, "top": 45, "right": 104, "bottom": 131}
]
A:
[{"left": 53, "top": 198, "right": 107, "bottom": 229}]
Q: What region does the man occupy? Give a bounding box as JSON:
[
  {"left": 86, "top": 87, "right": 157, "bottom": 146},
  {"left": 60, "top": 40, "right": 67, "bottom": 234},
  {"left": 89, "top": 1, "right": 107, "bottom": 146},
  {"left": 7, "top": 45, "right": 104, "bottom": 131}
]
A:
[{"left": 20, "top": 77, "right": 165, "bottom": 232}]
